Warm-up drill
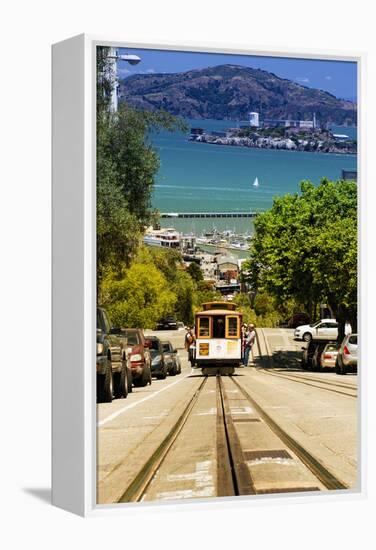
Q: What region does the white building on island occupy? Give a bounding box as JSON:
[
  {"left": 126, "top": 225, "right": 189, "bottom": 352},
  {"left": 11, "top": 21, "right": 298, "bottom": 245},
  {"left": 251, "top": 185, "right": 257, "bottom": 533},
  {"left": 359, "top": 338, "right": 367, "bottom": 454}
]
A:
[{"left": 249, "top": 112, "right": 259, "bottom": 127}]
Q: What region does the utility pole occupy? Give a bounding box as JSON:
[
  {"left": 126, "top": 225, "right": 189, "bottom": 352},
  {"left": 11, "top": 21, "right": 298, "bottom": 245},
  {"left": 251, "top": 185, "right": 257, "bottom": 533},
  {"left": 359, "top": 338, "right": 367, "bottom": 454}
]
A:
[{"left": 108, "top": 48, "right": 141, "bottom": 112}]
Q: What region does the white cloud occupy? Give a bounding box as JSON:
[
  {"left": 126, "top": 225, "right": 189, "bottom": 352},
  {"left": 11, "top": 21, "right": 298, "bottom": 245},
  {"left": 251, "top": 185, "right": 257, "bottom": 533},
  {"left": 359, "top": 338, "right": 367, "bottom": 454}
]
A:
[
  {"left": 117, "top": 67, "right": 132, "bottom": 77},
  {"left": 146, "top": 68, "right": 155, "bottom": 74},
  {"left": 325, "top": 75, "right": 332, "bottom": 80},
  {"left": 295, "top": 76, "right": 310, "bottom": 84}
]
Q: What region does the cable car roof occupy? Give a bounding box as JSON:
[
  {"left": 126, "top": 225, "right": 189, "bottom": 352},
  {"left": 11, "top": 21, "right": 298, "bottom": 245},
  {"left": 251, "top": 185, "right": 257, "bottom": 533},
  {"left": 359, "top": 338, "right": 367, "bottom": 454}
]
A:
[
  {"left": 201, "top": 301, "right": 237, "bottom": 311},
  {"left": 196, "top": 309, "right": 242, "bottom": 316}
]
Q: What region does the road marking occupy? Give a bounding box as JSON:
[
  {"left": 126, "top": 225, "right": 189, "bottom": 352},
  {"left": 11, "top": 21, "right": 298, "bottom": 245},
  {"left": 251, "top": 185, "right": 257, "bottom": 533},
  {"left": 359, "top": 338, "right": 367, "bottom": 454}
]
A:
[
  {"left": 154, "top": 487, "right": 215, "bottom": 500},
  {"left": 247, "top": 457, "right": 294, "bottom": 466},
  {"left": 143, "top": 410, "right": 170, "bottom": 420},
  {"left": 98, "top": 369, "right": 194, "bottom": 428},
  {"left": 230, "top": 406, "right": 254, "bottom": 415},
  {"left": 155, "top": 461, "right": 215, "bottom": 500},
  {"left": 194, "top": 407, "right": 217, "bottom": 416}
]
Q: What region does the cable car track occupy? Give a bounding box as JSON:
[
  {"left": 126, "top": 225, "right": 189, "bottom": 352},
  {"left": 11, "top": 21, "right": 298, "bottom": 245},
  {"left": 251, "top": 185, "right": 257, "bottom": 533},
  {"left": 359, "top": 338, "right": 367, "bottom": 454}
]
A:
[
  {"left": 226, "top": 376, "right": 349, "bottom": 491},
  {"left": 117, "top": 369, "right": 348, "bottom": 503},
  {"left": 117, "top": 377, "right": 208, "bottom": 503},
  {"left": 256, "top": 328, "right": 357, "bottom": 398},
  {"left": 257, "top": 369, "right": 357, "bottom": 398}
]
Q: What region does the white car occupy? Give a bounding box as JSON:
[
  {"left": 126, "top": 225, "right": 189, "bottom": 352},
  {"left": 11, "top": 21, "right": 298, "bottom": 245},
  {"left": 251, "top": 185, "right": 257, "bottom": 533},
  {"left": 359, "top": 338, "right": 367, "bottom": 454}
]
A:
[
  {"left": 336, "top": 334, "right": 357, "bottom": 374},
  {"left": 294, "top": 319, "right": 338, "bottom": 342}
]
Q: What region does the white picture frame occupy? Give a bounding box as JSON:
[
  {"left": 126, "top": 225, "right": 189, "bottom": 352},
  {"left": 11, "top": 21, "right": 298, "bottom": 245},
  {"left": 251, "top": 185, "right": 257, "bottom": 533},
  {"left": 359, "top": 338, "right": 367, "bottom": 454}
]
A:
[{"left": 52, "top": 34, "right": 366, "bottom": 517}]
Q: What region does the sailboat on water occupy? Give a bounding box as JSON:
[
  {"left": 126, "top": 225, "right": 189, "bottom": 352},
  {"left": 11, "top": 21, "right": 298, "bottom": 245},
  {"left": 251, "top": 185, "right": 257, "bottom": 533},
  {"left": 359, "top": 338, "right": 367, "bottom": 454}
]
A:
[{"left": 252, "top": 177, "right": 259, "bottom": 187}]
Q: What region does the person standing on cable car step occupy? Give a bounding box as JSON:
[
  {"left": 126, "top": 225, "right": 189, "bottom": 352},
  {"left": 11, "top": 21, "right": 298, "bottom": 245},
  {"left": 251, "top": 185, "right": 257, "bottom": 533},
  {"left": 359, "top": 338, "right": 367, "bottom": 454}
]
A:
[
  {"left": 243, "top": 324, "right": 256, "bottom": 366},
  {"left": 184, "top": 326, "right": 196, "bottom": 366},
  {"left": 241, "top": 323, "right": 248, "bottom": 362}
]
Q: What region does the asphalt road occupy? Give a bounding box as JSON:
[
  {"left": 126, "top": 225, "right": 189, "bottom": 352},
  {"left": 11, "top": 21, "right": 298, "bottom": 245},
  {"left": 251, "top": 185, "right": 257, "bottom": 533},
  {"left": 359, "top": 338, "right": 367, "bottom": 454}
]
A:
[{"left": 96, "top": 328, "right": 358, "bottom": 505}]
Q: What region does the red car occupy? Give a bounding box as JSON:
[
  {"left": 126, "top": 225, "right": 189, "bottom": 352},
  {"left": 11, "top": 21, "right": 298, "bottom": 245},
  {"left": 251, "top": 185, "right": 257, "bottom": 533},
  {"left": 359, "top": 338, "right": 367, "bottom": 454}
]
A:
[{"left": 122, "top": 328, "right": 152, "bottom": 387}]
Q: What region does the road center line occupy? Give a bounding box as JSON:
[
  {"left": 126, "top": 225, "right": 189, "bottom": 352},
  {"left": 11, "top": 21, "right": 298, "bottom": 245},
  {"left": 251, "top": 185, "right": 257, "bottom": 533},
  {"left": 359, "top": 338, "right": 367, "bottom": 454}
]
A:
[{"left": 98, "top": 369, "right": 194, "bottom": 428}]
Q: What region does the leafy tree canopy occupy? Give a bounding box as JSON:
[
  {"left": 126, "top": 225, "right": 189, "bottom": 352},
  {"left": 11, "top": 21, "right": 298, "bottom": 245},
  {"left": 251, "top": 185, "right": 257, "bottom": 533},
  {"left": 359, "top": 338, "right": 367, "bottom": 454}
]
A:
[
  {"left": 187, "top": 261, "right": 204, "bottom": 282},
  {"left": 246, "top": 178, "right": 357, "bottom": 327},
  {"left": 100, "top": 262, "right": 177, "bottom": 329},
  {"left": 96, "top": 46, "right": 187, "bottom": 282}
]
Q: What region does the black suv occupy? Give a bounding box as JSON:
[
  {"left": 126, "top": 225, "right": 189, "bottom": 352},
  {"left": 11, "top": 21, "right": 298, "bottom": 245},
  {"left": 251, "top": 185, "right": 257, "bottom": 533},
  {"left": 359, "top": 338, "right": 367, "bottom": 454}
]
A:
[
  {"left": 156, "top": 316, "right": 178, "bottom": 330},
  {"left": 96, "top": 307, "right": 132, "bottom": 402}
]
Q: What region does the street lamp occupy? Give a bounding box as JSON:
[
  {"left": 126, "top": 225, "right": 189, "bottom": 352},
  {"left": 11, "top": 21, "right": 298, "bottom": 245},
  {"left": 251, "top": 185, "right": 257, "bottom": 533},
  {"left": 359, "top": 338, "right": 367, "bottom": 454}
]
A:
[{"left": 108, "top": 48, "right": 141, "bottom": 111}]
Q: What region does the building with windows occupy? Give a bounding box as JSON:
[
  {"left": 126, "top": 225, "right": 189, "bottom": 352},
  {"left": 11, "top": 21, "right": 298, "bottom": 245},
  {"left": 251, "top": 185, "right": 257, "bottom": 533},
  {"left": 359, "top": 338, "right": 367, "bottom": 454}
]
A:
[
  {"left": 262, "top": 115, "right": 317, "bottom": 129},
  {"left": 249, "top": 112, "right": 259, "bottom": 127}
]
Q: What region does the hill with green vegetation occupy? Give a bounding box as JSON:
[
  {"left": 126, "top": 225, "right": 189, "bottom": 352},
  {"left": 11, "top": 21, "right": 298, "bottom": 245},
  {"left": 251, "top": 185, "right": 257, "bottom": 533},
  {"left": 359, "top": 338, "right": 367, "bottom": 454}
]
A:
[{"left": 119, "top": 64, "right": 356, "bottom": 125}]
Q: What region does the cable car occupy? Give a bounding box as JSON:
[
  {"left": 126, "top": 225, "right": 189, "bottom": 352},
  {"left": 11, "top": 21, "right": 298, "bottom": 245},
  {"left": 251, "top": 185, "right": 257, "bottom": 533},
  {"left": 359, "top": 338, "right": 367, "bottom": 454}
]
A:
[{"left": 193, "top": 301, "right": 243, "bottom": 375}]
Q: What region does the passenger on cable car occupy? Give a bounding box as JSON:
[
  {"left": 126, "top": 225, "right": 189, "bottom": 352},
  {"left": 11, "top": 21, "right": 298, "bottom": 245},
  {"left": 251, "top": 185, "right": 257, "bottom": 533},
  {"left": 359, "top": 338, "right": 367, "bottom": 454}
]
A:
[
  {"left": 184, "top": 326, "right": 196, "bottom": 366},
  {"left": 213, "top": 317, "right": 225, "bottom": 338}
]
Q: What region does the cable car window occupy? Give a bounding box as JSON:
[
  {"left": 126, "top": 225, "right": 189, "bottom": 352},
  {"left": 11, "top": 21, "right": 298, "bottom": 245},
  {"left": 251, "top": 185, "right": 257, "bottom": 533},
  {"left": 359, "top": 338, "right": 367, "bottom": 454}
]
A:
[
  {"left": 198, "top": 317, "right": 210, "bottom": 337},
  {"left": 226, "top": 317, "right": 239, "bottom": 337},
  {"left": 213, "top": 316, "right": 225, "bottom": 338}
]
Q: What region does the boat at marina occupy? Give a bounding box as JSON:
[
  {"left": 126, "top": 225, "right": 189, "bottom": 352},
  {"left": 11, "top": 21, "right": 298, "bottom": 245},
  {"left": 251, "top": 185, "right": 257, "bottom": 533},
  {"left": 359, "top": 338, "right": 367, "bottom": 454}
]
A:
[{"left": 143, "top": 227, "right": 180, "bottom": 248}]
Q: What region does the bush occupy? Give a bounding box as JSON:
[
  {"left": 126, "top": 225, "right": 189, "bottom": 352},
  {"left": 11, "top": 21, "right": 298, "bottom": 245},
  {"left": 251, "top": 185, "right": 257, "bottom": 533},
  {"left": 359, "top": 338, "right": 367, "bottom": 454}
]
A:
[{"left": 100, "top": 263, "right": 176, "bottom": 329}]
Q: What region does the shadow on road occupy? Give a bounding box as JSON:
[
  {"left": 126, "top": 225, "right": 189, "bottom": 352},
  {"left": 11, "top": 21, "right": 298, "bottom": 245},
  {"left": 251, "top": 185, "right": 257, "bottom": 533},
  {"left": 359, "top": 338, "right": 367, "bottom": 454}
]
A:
[{"left": 254, "top": 349, "right": 303, "bottom": 372}]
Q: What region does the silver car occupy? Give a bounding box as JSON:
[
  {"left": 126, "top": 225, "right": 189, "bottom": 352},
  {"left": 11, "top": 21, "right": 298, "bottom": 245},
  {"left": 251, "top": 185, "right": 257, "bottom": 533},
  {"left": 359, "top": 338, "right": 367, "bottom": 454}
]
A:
[
  {"left": 320, "top": 342, "right": 339, "bottom": 369},
  {"left": 336, "top": 334, "right": 358, "bottom": 374}
]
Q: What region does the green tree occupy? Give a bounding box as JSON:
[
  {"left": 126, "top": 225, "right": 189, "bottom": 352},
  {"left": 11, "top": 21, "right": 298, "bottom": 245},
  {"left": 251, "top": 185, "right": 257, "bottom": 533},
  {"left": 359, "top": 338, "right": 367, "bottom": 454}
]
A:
[
  {"left": 97, "top": 147, "right": 141, "bottom": 280},
  {"left": 172, "top": 271, "right": 195, "bottom": 325},
  {"left": 102, "top": 105, "right": 187, "bottom": 226},
  {"left": 247, "top": 178, "right": 357, "bottom": 332},
  {"left": 187, "top": 261, "right": 203, "bottom": 282},
  {"left": 100, "top": 263, "right": 176, "bottom": 329},
  {"left": 96, "top": 46, "right": 187, "bottom": 285},
  {"left": 193, "top": 286, "right": 223, "bottom": 314}
]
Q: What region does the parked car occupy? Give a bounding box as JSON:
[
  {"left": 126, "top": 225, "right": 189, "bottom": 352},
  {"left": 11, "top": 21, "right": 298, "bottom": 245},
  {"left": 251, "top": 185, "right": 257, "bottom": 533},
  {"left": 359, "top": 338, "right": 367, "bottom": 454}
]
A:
[
  {"left": 288, "top": 312, "right": 310, "bottom": 329},
  {"left": 175, "top": 350, "right": 182, "bottom": 374},
  {"left": 294, "top": 319, "right": 338, "bottom": 342},
  {"left": 156, "top": 316, "right": 178, "bottom": 330},
  {"left": 96, "top": 307, "right": 131, "bottom": 402},
  {"left": 122, "top": 328, "right": 152, "bottom": 387},
  {"left": 301, "top": 339, "right": 337, "bottom": 371},
  {"left": 336, "top": 334, "right": 358, "bottom": 375},
  {"left": 96, "top": 327, "right": 113, "bottom": 402},
  {"left": 320, "top": 342, "right": 339, "bottom": 369},
  {"left": 161, "top": 341, "right": 181, "bottom": 375},
  {"left": 148, "top": 336, "right": 168, "bottom": 379}
]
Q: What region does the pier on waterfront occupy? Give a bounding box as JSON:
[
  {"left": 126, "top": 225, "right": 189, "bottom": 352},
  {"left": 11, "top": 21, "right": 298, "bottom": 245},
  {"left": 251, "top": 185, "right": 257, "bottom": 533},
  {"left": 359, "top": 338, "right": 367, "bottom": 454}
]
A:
[{"left": 161, "top": 211, "right": 260, "bottom": 219}]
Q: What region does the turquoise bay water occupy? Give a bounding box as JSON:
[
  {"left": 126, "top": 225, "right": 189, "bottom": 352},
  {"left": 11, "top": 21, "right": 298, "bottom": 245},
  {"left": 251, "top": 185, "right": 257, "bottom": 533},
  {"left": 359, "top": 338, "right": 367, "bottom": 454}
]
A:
[{"left": 150, "top": 119, "right": 357, "bottom": 235}]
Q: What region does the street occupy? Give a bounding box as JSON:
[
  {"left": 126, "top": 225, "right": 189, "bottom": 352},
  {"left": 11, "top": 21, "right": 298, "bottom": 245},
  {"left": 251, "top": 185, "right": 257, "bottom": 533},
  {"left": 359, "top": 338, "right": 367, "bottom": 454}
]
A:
[{"left": 97, "top": 328, "right": 358, "bottom": 504}]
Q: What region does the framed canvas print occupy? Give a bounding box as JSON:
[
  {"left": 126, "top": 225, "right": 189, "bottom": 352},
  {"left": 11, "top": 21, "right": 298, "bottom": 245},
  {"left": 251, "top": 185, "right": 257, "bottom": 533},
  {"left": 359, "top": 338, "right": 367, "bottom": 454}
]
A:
[{"left": 52, "top": 34, "right": 365, "bottom": 516}]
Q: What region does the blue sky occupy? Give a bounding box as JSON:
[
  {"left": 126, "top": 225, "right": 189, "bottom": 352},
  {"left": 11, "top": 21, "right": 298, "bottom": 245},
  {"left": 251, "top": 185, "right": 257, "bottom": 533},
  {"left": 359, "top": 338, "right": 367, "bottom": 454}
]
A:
[{"left": 118, "top": 47, "right": 357, "bottom": 101}]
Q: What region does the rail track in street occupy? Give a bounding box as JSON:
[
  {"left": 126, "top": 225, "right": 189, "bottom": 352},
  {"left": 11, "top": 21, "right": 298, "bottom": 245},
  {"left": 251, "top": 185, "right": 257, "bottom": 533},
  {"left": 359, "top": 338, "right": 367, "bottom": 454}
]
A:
[
  {"left": 117, "top": 371, "right": 348, "bottom": 503},
  {"left": 256, "top": 369, "right": 357, "bottom": 398},
  {"left": 256, "top": 328, "right": 357, "bottom": 398},
  {"left": 226, "top": 376, "right": 348, "bottom": 492},
  {"left": 117, "top": 376, "right": 208, "bottom": 503}
]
